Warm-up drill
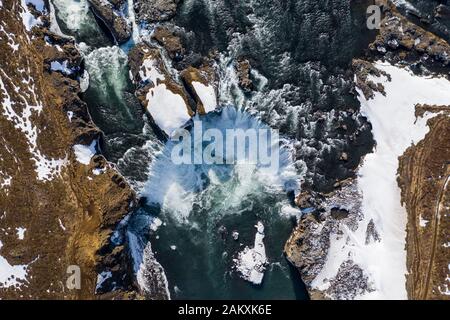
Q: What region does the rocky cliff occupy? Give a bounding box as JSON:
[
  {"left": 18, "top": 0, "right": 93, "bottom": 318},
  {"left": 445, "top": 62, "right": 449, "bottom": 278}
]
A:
[
  {"left": 0, "top": 0, "right": 136, "bottom": 299},
  {"left": 398, "top": 109, "right": 450, "bottom": 300}
]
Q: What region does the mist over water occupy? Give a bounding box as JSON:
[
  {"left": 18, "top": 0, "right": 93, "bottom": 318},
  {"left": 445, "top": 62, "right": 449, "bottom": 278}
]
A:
[{"left": 127, "top": 108, "right": 305, "bottom": 299}]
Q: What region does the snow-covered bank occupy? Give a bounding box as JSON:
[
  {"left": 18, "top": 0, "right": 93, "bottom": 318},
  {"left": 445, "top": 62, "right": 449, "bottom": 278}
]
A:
[
  {"left": 311, "top": 61, "right": 450, "bottom": 299},
  {"left": 191, "top": 81, "right": 217, "bottom": 113}
]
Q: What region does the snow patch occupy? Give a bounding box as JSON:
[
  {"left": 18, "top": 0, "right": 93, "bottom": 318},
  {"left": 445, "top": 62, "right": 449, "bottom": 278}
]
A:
[
  {"left": 139, "top": 58, "right": 165, "bottom": 83},
  {"left": 95, "top": 271, "right": 112, "bottom": 291},
  {"left": 0, "top": 175, "right": 12, "bottom": 193},
  {"left": 26, "top": 0, "right": 45, "bottom": 12},
  {"left": 16, "top": 227, "right": 26, "bottom": 240},
  {"left": 73, "top": 140, "right": 97, "bottom": 165},
  {"left": 20, "top": 0, "right": 43, "bottom": 31},
  {"left": 192, "top": 81, "right": 217, "bottom": 113},
  {"left": 419, "top": 215, "right": 429, "bottom": 228},
  {"left": 92, "top": 167, "right": 105, "bottom": 175},
  {"left": 50, "top": 60, "right": 73, "bottom": 75},
  {"left": 58, "top": 218, "right": 66, "bottom": 231},
  {"left": 139, "top": 58, "right": 192, "bottom": 136},
  {"left": 0, "top": 71, "right": 67, "bottom": 181},
  {"left": 128, "top": 232, "right": 171, "bottom": 299},
  {"left": 0, "top": 25, "right": 20, "bottom": 52},
  {"left": 437, "top": 265, "right": 450, "bottom": 296},
  {"left": 146, "top": 84, "right": 191, "bottom": 137},
  {"left": 0, "top": 240, "right": 30, "bottom": 289}
]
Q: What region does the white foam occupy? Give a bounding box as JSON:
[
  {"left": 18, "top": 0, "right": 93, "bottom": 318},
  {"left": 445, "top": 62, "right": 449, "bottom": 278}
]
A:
[{"left": 51, "top": 0, "right": 91, "bottom": 32}]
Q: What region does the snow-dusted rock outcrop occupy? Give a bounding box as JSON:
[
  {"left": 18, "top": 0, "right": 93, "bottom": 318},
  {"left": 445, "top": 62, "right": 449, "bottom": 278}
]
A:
[{"left": 233, "top": 221, "right": 268, "bottom": 285}]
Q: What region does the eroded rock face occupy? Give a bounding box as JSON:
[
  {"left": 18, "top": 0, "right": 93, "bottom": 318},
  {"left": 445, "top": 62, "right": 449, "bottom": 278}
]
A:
[
  {"left": 398, "top": 110, "right": 450, "bottom": 300},
  {"left": 0, "top": 0, "right": 136, "bottom": 299},
  {"left": 134, "top": 0, "right": 180, "bottom": 23},
  {"left": 88, "top": 0, "right": 131, "bottom": 44},
  {"left": 372, "top": 0, "right": 450, "bottom": 69},
  {"left": 152, "top": 26, "right": 185, "bottom": 61},
  {"left": 352, "top": 59, "right": 391, "bottom": 99}
]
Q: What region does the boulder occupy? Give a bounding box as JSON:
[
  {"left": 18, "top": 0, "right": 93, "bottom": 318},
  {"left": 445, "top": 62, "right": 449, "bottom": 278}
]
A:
[
  {"left": 88, "top": 0, "right": 131, "bottom": 44},
  {"left": 152, "top": 25, "right": 185, "bottom": 61},
  {"left": 180, "top": 65, "right": 217, "bottom": 114},
  {"left": 134, "top": 0, "right": 181, "bottom": 23}
]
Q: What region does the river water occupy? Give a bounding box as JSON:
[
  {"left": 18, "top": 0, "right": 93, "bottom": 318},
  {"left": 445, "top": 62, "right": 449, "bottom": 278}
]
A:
[{"left": 51, "top": 0, "right": 376, "bottom": 300}]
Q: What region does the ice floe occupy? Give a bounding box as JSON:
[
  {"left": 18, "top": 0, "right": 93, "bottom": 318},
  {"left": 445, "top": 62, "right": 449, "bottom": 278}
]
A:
[{"left": 233, "top": 221, "right": 268, "bottom": 285}]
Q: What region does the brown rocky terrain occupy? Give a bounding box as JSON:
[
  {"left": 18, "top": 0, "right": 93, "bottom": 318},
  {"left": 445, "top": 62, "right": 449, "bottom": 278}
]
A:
[
  {"left": 152, "top": 26, "right": 185, "bottom": 61},
  {"left": 398, "top": 108, "right": 450, "bottom": 300},
  {"left": 372, "top": 0, "right": 450, "bottom": 70},
  {"left": 0, "top": 0, "right": 137, "bottom": 299}
]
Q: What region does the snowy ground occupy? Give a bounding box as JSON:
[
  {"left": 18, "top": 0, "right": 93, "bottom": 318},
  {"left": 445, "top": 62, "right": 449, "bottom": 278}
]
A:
[
  {"left": 312, "top": 61, "right": 450, "bottom": 299},
  {"left": 0, "top": 240, "right": 30, "bottom": 289}
]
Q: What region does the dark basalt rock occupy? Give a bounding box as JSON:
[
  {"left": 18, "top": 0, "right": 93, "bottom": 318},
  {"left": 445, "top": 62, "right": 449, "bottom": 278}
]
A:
[
  {"left": 134, "top": 0, "right": 181, "bottom": 23},
  {"left": 88, "top": 0, "right": 131, "bottom": 44},
  {"left": 152, "top": 25, "right": 185, "bottom": 61}
]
